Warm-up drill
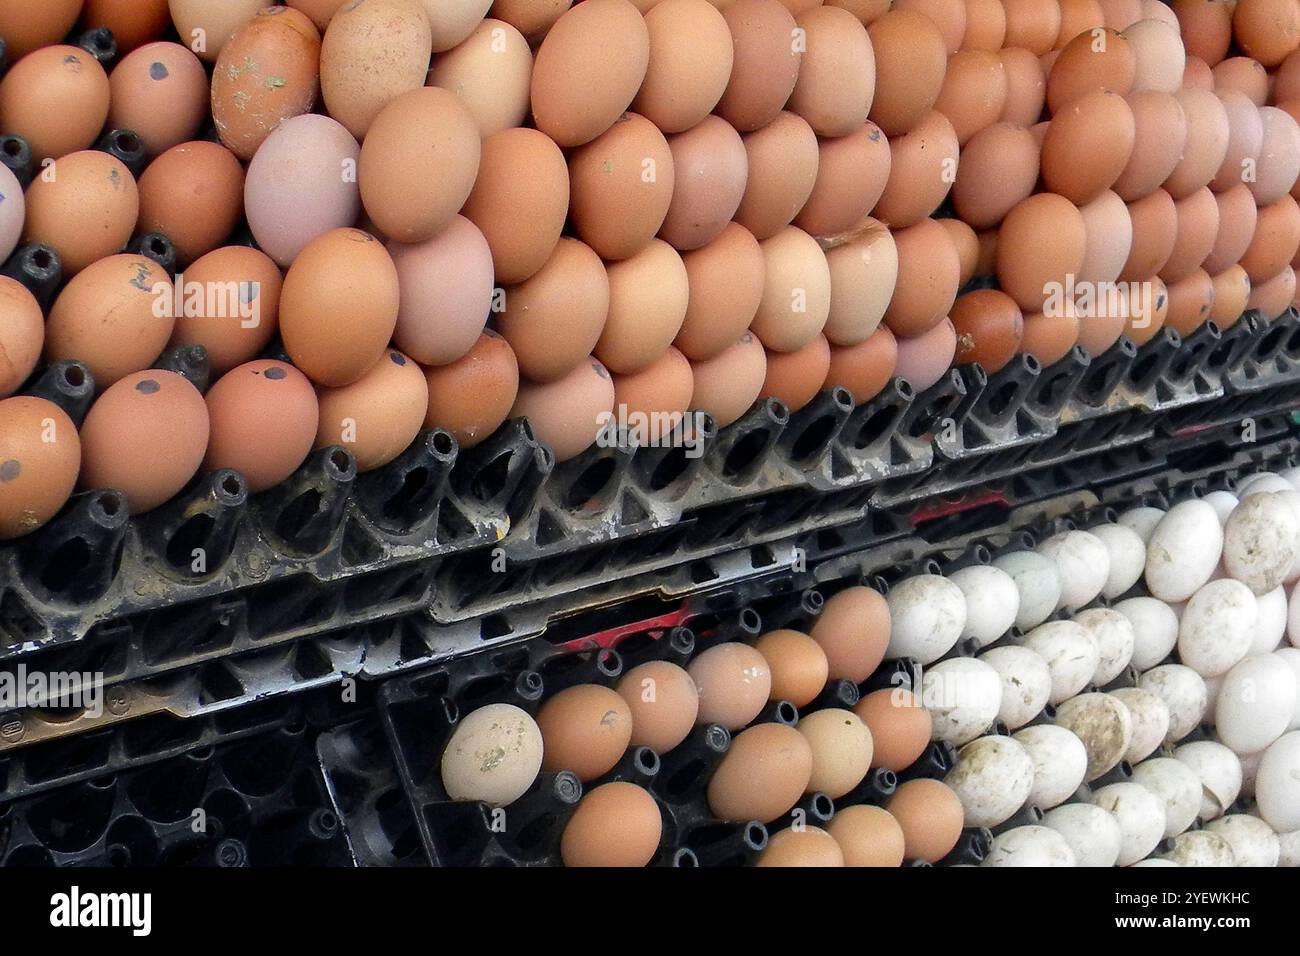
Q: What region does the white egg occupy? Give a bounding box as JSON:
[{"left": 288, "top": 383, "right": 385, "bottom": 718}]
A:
[
  {"left": 1131, "top": 756, "right": 1203, "bottom": 837},
  {"left": 1038, "top": 530, "right": 1111, "bottom": 610},
  {"left": 1289, "top": 584, "right": 1300, "bottom": 647},
  {"left": 978, "top": 645, "right": 1053, "bottom": 729},
  {"left": 885, "top": 574, "right": 967, "bottom": 664},
  {"left": 990, "top": 551, "right": 1062, "bottom": 630},
  {"left": 1144, "top": 500, "right": 1224, "bottom": 602},
  {"left": 1215, "top": 653, "right": 1297, "bottom": 755},
  {"left": 1137, "top": 664, "right": 1208, "bottom": 742},
  {"left": 1173, "top": 739, "right": 1243, "bottom": 821},
  {"left": 1042, "top": 802, "right": 1123, "bottom": 867},
  {"left": 921, "top": 656, "right": 1003, "bottom": 744},
  {"left": 1021, "top": 620, "right": 1100, "bottom": 704},
  {"left": 1073, "top": 607, "right": 1136, "bottom": 686},
  {"left": 1118, "top": 505, "right": 1165, "bottom": 543},
  {"left": 944, "top": 734, "right": 1036, "bottom": 827},
  {"left": 1090, "top": 522, "right": 1147, "bottom": 599},
  {"left": 981, "top": 826, "right": 1077, "bottom": 867},
  {"left": 1272, "top": 490, "right": 1300, "bottom": 583},
  {"left": 1177, "top": 578, "right": 1257, "bottom": 677},
  {"left": 1278, "top": 827, "right": 1300, "bottom": 866},
  {"left": 1111, "top": 687, "right": 1170, "bottom": 763},
  {"left": 1013, "top": 723, "right": 1088, "bottom": 809},
  {"left": 1090, "top": 782, "right": 1167, "bottom": 866},
  {"left": 1222, "top": 493, "right": 1300, "bottom": 595},
  {"left": 1253, "top": 587, "right": 1288, "bottom": 654},
  {"left": 1204, "top": 814, "right": 1280, "bottom": 867},
  {"left": 1277, "top": 467, "right": 1300, "bottom": 490},
  {"left": 1113, "top": 596, "right": 1180, "bottom": 671},
  {"left": 948, "top": 565, "right": 1020, "bottom": 647},
  {"left": 1274, "top": 647, "right": 1300, "bottom": 730},
  {"left": 1165, "top": 829, "right": 1237, "bottom": 866},
  {"left": 440, "top": 703, "right": 545, "bottom": 806},
  {"left": 1237, "top": 473, "right": 1294, "bottom": 497},
  {"left": 1255, "top": 731, "right": 1300, "bottom": 832},
  {"left": 1054, "top": 692, "right": 1134, "bottom": 781},
  {"left": 1202, "top": 489, "right": 1240, "bottom": 525}
]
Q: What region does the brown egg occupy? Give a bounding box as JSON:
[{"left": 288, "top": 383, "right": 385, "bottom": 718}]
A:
[
  {"left": 673, "top": 224, "right": 765, "bottom": 362},
  {"left": 1159, "top": 187, "right": 1220, "bottom": 283},
  {"left": 758, "top": 333, "right": 829, "bottom": 411},
  {"left": 716, "top": 0, "right": 802, "bottom": 132},
  {"left": 807, "top": 586, "right": 890, "bottom": 681},
  {"left": 825, "top": 325, "right": 898, "bottom": 404},
  {"left": 891, "top": 0, "right": 966, "bottom": 52},
  {"left": 735, "top": 112, "right": 820, "bottom": 241},
  {"left": 358, "top": 88, "right": 481, "bottom": 245},
  {"left": 0, "top": 397, "right": 80, "bottom": 540},
  {"left": 211, "top": 7, "right": 321, "bottom": 161},
  {"left": 423, "top": 0, "right": 498, "bottom": 51},
  {"left": 751, "top": 227, "right": 832, "bottom": 352},
  {"left": 1183, "top": 54, "right": 1216, "bottom": 91},
  {"left": 827, "top": 804, "right": 907, "bottom": 866},
  {"left": 998, "top": 47, "right": 1047, "bottom": 126},
  {"left": 787, "top": 7, "right": 876, "bottom": 137},
  {"left": 81, "top": 0, "right": 170, "bottom": 52},
  {"left": 427, "top": 19, "right": 532, "bottom": 138},
  {"left": 1174, "top": 0, "right": 1232, "bottom": 67},
  {"left": 611, "top": 347, "right": 694, "bottom": 441},
  {"left": 537, "top": 684, "right": 633, "bottom": 780},
  {"left": 707, "top": 723, "right": 814, "bottom": 822},
  {"left": 867, "top": 11, "right": 947, "bottom": 136},
  {"left": 561, "top": 783, "right": 662, "bottom": 867},
  {"left": 136, "top": 142, "right": 244, "bottom": 267},
  {"left": 963, "top": 0, "right": 1006, "bottom": 49},
  {"left": 315, "top": 350, "right": 428, "bottom": 471},
  {"left": 1079, "top": 189, "right": 1133, "bottom": 284},
  {"left": 108, "top": 42, "right": 209, "bottom": 157},
  {"left": 1278, "top": 51, "right": 1300, "bottom": 104},
  {"left": 1042, "top": 90, "right": 1135, "bottom": 204},
  {"left": 934, "top": 50, "right": 1008, "bottom": 145},
  {"left": 883, "top": 219, "right": 961, "bottom": 337},
  {"left": 690, "top": 332, "right": 767, "bottom": 426},
  {"left": 756, "top": 826, "right": 845, "bottom": 866},
  {"left": 204, "top": 360, "right": 320, "bottom": 491},
  {"left": 634, "top": 0, "right": 734, "bottom": 132},
  {"left": 530, "top": 0, "right": 650, "bottom": 147},
  {"left": 997, "top": 193, "right": 1088, "bottom": 312},
  {"left": 462, "top": 129, "right": 569, "bottom": 285},
  {"left": 1055, "top": 0, "right": 1106, "bottom": 48},
  {"left": 596, "top": 240, "right": 689, "bottom": 373},
  {"left": 1121, "top": 188, "right": 1178, "bottom": 279},
  {"left": 1047, "top": 29, "right": 1135, "bottom": 114},
  {"left": 1241, "top": 195, "right": 1300, "bottom": 283},
  {"left": 285, "top": 0, "right": 350, "bottom": 31},
  {"left": 0, "top": 279, "right": 42, "bottom": 399},
  {"left": 1123, "top": 275, "right": 1168, "bottom": 346},
  {"left": 168, "top": 246, "right": 282, "bottom": 375},
  {"left": 169, "top": 0, "right": 265, "bottom": 63},
  {"left": 799, "top": 708, "right": 874, "bottom": 797},
  {"left": 872, "top": 111, "right": 959, "bottom": 229},
  {"left": 975, "top": 227, "right": 999, "bottom": 277},
  {"left": 895, "top": 318, "right": 957, "bottom": 391},
  {"left": 1021, "top": 298, "right": 1081, "bottom": 365},
  {"left": 1097, "top": 0, "right": 1143, "bottom": 30},
  {"left": 688, "top": 641, "right": 773, "bottom": 729},
  {"left": 511, "top": 357, "right": 615, "bottom": 461},
  {"left": 1250, "top": 107, "right": 1300, "bottom": 206},
  {"left": 952, "top": 122, "right": 1040, "bottom": 229},
  {"left": 280, "top": 229, "right": 400, "bottom": 387},
  {"left": 1112, "top": 90, "right": 1188, "bottom": 201},
  {"left": 423, "top": 331, "right": 519, "bottom": 448},
  {"left": 616, "top": 661, "right": 699, "bottom": 753},
  {"left": 22, "top": 151, "right": 138, "bottom": 277},
  {"left": 0, "top": 0, "right": 83, "bottom": 59},
  {"left": 320, "top": 0, "right": 432, "bottom": 139},
  {"left": 659, "top": 118, "right": 748, "bottom": 253},
  {"left": 797, "top": 124, "right": 895, "bottom": 236},
  {"left": 1076, "top": 282, "right": 1130, "bottom": 355},
  {"left": 1164, "top": 88, "right": 1231, "bottom": 198},
  {"left": 44, "top": 256, "right": 173, "bottom": 388},
  {"left": 1164, "top": 269, "right": 1216, "bottom": 335},
  {"left": 951, "top": 289, "right": 1024, "bottom": 372},
  {"left": 1004, "top": 0, "right": 1062, "bottom": 52},
  {"left": 77, "top": 370, "right": 209, "bottom": 513},
  {"left": 1210, "top": 91, "right": 1266, "bottom": 192},
  {"left": 826, "top": 0, "right": 892, "bottom": 24},
  {"left": 886, "top": 778, "right": 965, "bottom": 862},
  {"left": 1233, "top": 0, "right": 1300, "bottom": 69},
  {"left": 1214, "top": 56, "right": 1269, "bottom": 105},
  {"left": 490, "top": 0, "right": 573, "bottom": 38},
  {"left": 1123, "top": 18, "right": 1185, "bottom": 93},
  {"left": 854, "top": 688, "right": 931, "bottom": 771},
  {"left": 1209, "top": 265, "right": 1253, "bottom": 328},
  {"left": 824, "top": 221, "right": 897, "bottom": 345},
  {"left": 754, "top": 629, "right": 830, "bottom": 707},
  {"left": 1247, "top": 266, "right": 1297, "bottom": 319},
  {"left": 0, "top": 46, "right": 110, "bottom": 164}
]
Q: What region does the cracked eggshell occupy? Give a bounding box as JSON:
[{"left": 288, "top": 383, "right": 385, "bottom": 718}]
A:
[
  {"left": 981, "top": 826, "right": 1076, "bottom": 866},
  {"left": 1043, "top": 802, "right": 1123, "bottom": 867},
  {"left": 1131, "top": 756, "right": 1203, "bottom": 837},
  {"left": 1144, "top": 499, "right": 1224, "bottom": 602},
  {"left": 1165, "top": 830, "right": 1237, "bottom": 866},
  {"left": 944, "top": 734, "right": 1036, "bottom": 828},
  {"left": 1090, "top": 522, "right": 1147, "bottom": 599},
  {"left": 885, "top": 574, "right": 967, "bottom": 665},
  {"left": 1112, "top": 687, "right": 1170, "bottom": 764},
  {"left": 1216, "top": 654, "right": 1297, "bottom": 756},
  {"left": 1138, "top": 664, "right": 1207, "bottom": 743},
  {"left": 1073, "top": 607, "right": 1136, "bottom": 686},
  {"left": 1054, "top": 692, "right": 1133, "bottom": 781},
  {"left": 1256, "top": 731, "right": 1300, "bottom": 832},
  {"left": 921, "top": 656, "right": 1003, "bottom": 745},
  {"left": 1174, "top": 739, "right": 1242, "bottom": 822},
  {"left": 1118, "top": 504, "right": 1164, "bottom": 542},
  {"left": 1205, "top": 814, "right": 1280, "bottom": 867},
  {"left": 1090, "top": 782, "right": 1167, "bottom": 866},
  {"left": 1013, "top": 723, "right": 1088, "bottom": 809},
  {"left": 1021, "top": 620, "right": 1100, "bottom": 704},
  {"left": 1253, "top": 587, "right": 1288, "bottom": 655},
  {"left": 991, "top": 550, "right": 1062, "bottom": 630},
  {"left": 949, "top": 565, "right": 1020, "bottom": 647},
  {"left": 1202, "top": 489, "right": 1239, "bottom": 524},
  {"left": 440, "top": 703, "right": 544, "bottom": 806},
  {"left": 1038, "top": 530, "right": 1111, "bottom": 610},
  {"left": 979, "top": 645, "right": 1052, "bottom": 729},
  {"left": 1114, "top": 596, "right": 1179, "bottom": 671},
  {"left": 1177, "top": 578, "right": 1257, "bottom": 677},
  {"left": 1223, "top": 492, "right": 1300, "bottom": 595}
]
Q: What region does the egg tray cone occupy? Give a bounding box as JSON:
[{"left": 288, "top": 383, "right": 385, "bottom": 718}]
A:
[{"left": 0, "top": 717, "right": 350, "bottom": 867}]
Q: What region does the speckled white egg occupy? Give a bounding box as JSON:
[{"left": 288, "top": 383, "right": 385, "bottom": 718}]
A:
[
  {"left": 1013, "top": 723, "right": 1089, "bottom": 810},
  {"left": 1253, "top": 587, "right": 1288, "bottom": 655},
  {"left": 1090, "top": 782, "right": 1168, "bottom": 866},
  {"left": 921, "top": 656, "right": 1003, "bottom": 744},
  {"left": 1114, "top": 596, "right": 1180, "bottom": 671},
  {"left": 1216, "top": 654, "right": 1297, "bottom": 756},
  {"left": 1112, "top": 687, "right": 1171, "bottom": 764},
  {"left": 1054, "top": 692, "right": 1134, "bottom": 781},
  {"left": 978, "top": 645, "right": 1053, "bottom": 729},
  {"left": 1202, "top": 490, "right": 1239, "bottom": 524},
  {"left": 1118, "top": 505, "right": 1165, "bottom": 542},
  {"left": 1255, "top": 731, "right": 1300, "bottom": 832},
  {"left": 440, "top": 703, "right": 545, "bottom": 806},
  {"left": 1042, "top": 802, "right": 1123, "bottom": 867},
  {"left": 1173, "top": 739, "right": 1243, "bottom": 821},
  {"left": 944, "top": 734, "right": 1036, "bottom": 828},
  {"left": 1073, "top": 607, "right": 1136, "bottom": 686},
  {"left": 1137, "top": 664, "right": 1208, "bottom": 743},
  {"left": 948, "top": 564, "right": 1020, "bottom": 647},
  {"left": 1090, "top": 522, "right": 1147, "bottom": 599},
  {"left": 1165, "top": 829, "right": 1237, "bottom": 866},
  {"left": 1038, "top": 530, "right": 1111, "bottom": 610},
  {"left": 1222, "top": 493, "right": 1300, "bottom": 595},
  {"left": 1144, "top": 500, "right": 1224, "bottom": 603},
  {"left": 1021, "top": 620, "right": 1100, "bottom": 704},
  {"left": 1131, "top": 756, "right": 1203, "bottom": 837},
  {"left": 1177, "top": 578, "right": 1257, "bottom": 677},
  {"left": 885, "top": 574, "right": 968, "bottom": 664},
  {"left": 1204, "top": 814, "right": 1280, "bottom": 867},
  {"left": 990, "top": 551, "right": 1062, "bottom": 630},
  {"left": 981, "top": 826, "right": 1076, "bottom": 867}
]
